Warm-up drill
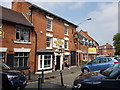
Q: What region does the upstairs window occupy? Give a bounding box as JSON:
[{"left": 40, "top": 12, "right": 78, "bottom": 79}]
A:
[
  {"left": 16, "top": 28, "right": 30, "bottom": 42},
  {"left": 64, "top": 40, "right": 68, "bottom": 49},
  {"left": 46, "top": 16, "right": 53, "bottom": 31},
  {"left": 46, "top": 37, "right": 53, "bottom": 48},
  {"left": 64, "top": 25, "right": 68, "bottom": 35}
]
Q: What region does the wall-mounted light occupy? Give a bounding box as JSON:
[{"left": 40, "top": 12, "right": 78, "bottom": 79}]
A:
[{"left": 40, "top": 31, "right": 43, "bottom": 34}]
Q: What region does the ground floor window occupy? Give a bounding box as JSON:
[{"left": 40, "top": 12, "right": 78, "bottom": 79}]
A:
[
  {"left": 14, "top": 52, "right": 29, "bottom": 67},
  {"left": 38, "top": 54, "right": 52, "bottom": 70},
  {"left": 0, "top": 52, "right": 5, "bottom": 62}
]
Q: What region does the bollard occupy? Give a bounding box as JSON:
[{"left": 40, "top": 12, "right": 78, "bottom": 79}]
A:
[
  {"left": 41, "top": 70, "right": 44, "bottom": 83},
  {"left": 28, "top": 70, "right": 31, "bottom": 80},
  {"left": 60, "top": 70, "right": 64, "bottom": 86},
  {"left": 38, "top": 75, "right": 42, "bottom": 90}
]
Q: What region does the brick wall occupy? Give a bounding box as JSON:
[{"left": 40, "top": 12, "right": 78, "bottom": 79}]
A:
[{"left": 1, "top": 23, "right": 36, "bottom": 72}]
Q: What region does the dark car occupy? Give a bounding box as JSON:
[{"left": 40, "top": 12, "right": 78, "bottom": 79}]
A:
[
  {"left": 0, "top": 61, "right": 27, "bottom": 90},
  {"left": 73, "top": 63, "right": 120, "bottom": 89},
  {"left": 81, "top": 57, "right": 119, "bottom": 73}
]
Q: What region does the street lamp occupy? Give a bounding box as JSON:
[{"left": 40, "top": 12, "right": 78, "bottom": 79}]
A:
[
  {"left": 77, "top": 18, "right": 92, "bottom": 66},
  {"left": 77, "top": 18, "right": 92, "bottom": 26}
]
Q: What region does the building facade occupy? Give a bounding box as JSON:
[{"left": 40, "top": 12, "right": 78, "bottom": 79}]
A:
[
  {"left": 0, "top": 6, "right": 36, "bottom": 72},
  {"left": 77, "top": 30, "right": 99, "bottom": 66},
  {"left": 99, "top": 43, "right": 115, "bottom": 56},
  {"left": 12, "top": 0, "right": 78, "bottom": 73}
]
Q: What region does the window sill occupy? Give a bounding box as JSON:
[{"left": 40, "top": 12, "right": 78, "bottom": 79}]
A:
[
  {"left": 64, "top": 34, "right": 69, "bottom": 36},
  {"left": 64, "top": 49, "right": 69, "bottom": 51},
  {"left": 46, "top": 47, "right": 53, "bottom": 49},
  {"left": 14, "top": 41, "right": 32, "bottom": 44},
  {"left": 46, "top": 30, "right": 53, "bottom": 32}
]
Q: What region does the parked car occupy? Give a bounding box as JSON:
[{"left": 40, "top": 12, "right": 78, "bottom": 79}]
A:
[
  {"left": 0, "top": 61, "right": 27, "bottom": 90},
  {"left": 81, "top": 57, "right": 119, "bottom": 73},
  {"left": 73, "top": 63, "right": 120, "bottom": 89}
]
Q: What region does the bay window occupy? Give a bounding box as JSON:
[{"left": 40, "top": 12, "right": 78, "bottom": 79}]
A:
[{"left": 38, "top": 55, "right": 52, "bottom": 70}]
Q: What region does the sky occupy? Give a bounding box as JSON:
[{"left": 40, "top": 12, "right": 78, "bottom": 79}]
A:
[{"left": 0, "top": 0, "right": 119, "bottom": 46}]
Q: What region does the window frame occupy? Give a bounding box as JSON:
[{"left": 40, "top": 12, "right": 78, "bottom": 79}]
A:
[
  {"left": 64, "top": 40, "right": 68, "bottom": 50},
  {"left": 46, "top": 16, "right": 53, "bottom": 32},
  {"left": 0, "top": 52, "right": 5, "bottom": 62},
  {"left": 46, "top": 36, "right": 53, "bottom": 49},
  {"left": 16, "top": 28, "right": 30, "bottom": 42},
  {"left": 64, "top": 25, "right": 68, "bottom": 35},
  {"left": 38, "top": 55, "right": 52, "bottom": 70},
  {"left": 14, "top": 52, "right": 29, "bottom": 68}
]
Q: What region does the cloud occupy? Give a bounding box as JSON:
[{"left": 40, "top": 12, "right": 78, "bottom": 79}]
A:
[{"left": 81, "top": 2, "right": 118, "bottom": 45}]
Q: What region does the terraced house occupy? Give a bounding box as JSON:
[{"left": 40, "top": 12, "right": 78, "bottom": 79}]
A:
[
  {"left": 0, "top": 6, "right": 36, "bottom": 72},
  {"left": 12, "top": 0, "right": 78, "bottom": 73},
  {"left": 77, "top": 30, "right": 99, "bottom": 66}
]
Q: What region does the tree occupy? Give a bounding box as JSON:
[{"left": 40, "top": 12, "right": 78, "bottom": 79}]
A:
[{"left": 113, "top": 33, "right": 120, "bottom": 55}]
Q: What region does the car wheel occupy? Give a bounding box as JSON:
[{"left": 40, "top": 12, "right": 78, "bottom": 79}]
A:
[{"left": 83, "top": 68, "right": 89, "bottom": 73}]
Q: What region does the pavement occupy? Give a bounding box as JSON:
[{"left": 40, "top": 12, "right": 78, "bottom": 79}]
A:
[
  {"left": 28, "top": 66, "right": 81, "bottom": 82},
  {"left": 26, "top": 66, "right": 81, "bottom": 89}
]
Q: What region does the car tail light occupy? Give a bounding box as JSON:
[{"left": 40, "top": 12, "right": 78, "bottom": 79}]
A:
[{"left": 114, "top": 62, "right": 118, "bottom": 64}]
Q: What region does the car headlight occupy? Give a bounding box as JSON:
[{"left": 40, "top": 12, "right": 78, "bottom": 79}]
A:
[{"left": 7, "top": 74, "right": 19, "bottom": 80}]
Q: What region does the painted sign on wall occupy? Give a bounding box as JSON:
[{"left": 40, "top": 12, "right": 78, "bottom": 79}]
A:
[
  {"left": 88, "top": 48, "right": 97, "bottom": 54},
  {"left": 53, "top": 38, "right": 64, "bottom": 48}
]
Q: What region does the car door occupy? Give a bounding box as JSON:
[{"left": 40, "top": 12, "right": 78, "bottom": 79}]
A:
[
  {"left": 100, "top": 78, "right": 120, "bottom": 89},
  {"left": 98, "top": 58, "right": 109, "bottom": 70},
  {"left": 88, "top": 59, "right": 100, "bottom": 71}
]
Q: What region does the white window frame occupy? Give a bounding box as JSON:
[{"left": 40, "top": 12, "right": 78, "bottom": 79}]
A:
[
  {"left": 46, "top": 16, "right": 53, "bottom": 32},
  {"left": 38, "top": 55, "right": 52, "bottom": 70},
  {"left": 46, "top": 36, "right": 53, "bottom": 49},
  {"left": 64, "top": 40, "right": 68, "bottom": 50},
  {"left": 64, "top": 25, "right": 68, "bottom": 36}
]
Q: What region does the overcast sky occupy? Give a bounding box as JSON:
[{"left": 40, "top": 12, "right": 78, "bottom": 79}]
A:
[{"left": 0, "top": 0, "right": 119, "bottom": 46}]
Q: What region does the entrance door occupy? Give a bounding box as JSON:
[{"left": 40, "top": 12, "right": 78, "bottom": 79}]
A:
[
  {"left": 55, "top": 56, "right": 60, "bottom": 70},
  {"left": 7, "top": 54, "right": 14, "bottom": 67},
  {"left": 70, "top": 51, "right": 76, "bottom": 66}
]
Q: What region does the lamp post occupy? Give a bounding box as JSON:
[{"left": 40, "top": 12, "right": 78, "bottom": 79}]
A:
[{"left": 77, "top": 18, "right": 92, "bottom": 66}]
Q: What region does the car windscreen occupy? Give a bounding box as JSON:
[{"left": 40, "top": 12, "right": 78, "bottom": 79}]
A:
[
  {"left": 0, "top": 61, "right": 11, "bottom": 70},
  {"left": 100, "top": 63, "right": 120, "bottom": 77},
  {"left": 109, "top": 63, "right": 120, "bottom": 78}
]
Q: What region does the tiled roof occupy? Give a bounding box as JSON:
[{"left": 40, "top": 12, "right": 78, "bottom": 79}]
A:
[{"left": 0, "top": 6, "right": 33, "bottom": 28}]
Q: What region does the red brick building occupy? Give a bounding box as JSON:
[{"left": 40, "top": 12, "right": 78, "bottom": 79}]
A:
[
  {"left": 0, "top": 6, "right": 36, "bottom": 72},
  {"left": 99, "top": 43, "right": 115, "bottom": 56},
  {"left": 77, "top": 30, "right": 99, "bottom": 66},
  {"left": 12, "top": 0, "right": 78, "bottom": 73}
]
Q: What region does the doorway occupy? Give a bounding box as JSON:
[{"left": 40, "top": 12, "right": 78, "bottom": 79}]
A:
[
  {"left": 70, "top": 51, "right": 76, "bottom": 66},
  {"left": 55, "top": 56, "right": 60, "bottom": 70}
]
